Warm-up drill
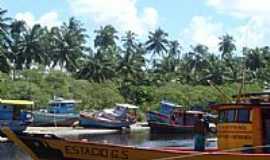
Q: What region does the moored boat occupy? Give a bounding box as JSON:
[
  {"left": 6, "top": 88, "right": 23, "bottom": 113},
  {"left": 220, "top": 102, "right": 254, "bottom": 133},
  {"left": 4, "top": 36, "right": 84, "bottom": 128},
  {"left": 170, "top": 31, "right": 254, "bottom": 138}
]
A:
[
  {"left": 32, "top": 97, "right": 79, "bottom": 126},
  {"left": 149, "top": 110, "right": 205, "bottom": 133},
  {"left": 146, "top": 101, "right": 183, "bottom": 124},
  {"left": 3, "top": 91, "right": 270, "bottom": 160},
  {"left": 0, "top": 99, "right": 33, "bottom": 135},
  {"left": 79, "top": 103, "right": 138, "bottom": 129},
  {"left": 147, "top": 101, "right": 215, "bottom": 133}
]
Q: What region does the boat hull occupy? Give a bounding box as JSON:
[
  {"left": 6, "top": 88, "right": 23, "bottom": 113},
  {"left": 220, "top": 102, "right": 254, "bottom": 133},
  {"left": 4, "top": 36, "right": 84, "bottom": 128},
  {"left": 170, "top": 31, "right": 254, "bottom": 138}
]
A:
[
  {"left": 79, "top": 115, "right": 130, "bottom": 129},
  {"left": 6, "top": 133, "right": 270, "bottom": 160},
  {"left": 146, "top": 111, "right": 170, "bottom": 124},
  {"left": 149, "top": 122, "right": 194, "bottom": 134},
  {"left": 32, "top": 112, "right": 79, "bottom": 127}
]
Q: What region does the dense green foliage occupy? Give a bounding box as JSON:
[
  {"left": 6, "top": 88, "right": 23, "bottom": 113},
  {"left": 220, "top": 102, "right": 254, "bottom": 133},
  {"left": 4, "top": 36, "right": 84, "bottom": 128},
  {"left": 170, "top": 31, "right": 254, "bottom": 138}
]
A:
[{"left": 0, "top": 8, "right": 267, "bottom": 114}]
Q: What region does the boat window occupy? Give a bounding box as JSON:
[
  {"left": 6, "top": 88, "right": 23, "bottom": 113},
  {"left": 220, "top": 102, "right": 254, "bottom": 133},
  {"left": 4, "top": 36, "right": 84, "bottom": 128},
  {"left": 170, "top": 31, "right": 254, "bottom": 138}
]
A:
[
  {"left": 219, "top": 109, "right": 250, "bottom": 123},
  {"left": 238, "top": 109, "right": 250, "bottom": 123},
  {"left": 219, "top": 111, "right": 226, "bottom": 122},
  {"left": 226, "top": 110, "right": 236, "bottom": 122},
  {"left": 185, "top": 114, "right": 197, "bottom": 125}
]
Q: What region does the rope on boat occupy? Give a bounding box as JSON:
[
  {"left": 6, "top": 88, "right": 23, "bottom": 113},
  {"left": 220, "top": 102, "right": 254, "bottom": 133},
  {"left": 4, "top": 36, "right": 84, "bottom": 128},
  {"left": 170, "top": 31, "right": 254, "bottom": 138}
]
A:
[{"left": 153, "top": 145, "right": 270, "bottom": 160}]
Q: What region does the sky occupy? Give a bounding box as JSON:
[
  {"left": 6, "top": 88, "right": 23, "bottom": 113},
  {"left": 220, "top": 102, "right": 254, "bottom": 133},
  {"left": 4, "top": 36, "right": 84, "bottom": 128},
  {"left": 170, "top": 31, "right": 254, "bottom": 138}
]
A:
[{"left": 1, "top": 0, "right": 270, "bottom": 52}]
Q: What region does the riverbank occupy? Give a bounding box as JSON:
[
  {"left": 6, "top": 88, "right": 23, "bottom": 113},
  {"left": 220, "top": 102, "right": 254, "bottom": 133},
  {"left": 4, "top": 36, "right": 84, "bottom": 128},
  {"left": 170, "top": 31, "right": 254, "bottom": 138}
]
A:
[{"left": 24, "top": 122, "right": 149, "bottom": 136}]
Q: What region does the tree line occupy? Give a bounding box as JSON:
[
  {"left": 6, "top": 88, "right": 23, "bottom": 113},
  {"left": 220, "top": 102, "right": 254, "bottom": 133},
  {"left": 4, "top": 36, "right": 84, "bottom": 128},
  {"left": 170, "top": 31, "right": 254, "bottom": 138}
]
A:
[{"left": 0, "top": 8, "right": 266, "bottom": 112}]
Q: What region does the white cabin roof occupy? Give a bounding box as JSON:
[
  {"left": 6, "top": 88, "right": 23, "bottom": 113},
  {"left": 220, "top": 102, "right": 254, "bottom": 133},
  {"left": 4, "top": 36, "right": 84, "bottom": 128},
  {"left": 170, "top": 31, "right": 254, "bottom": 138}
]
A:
[
  {"left": 186, "top": 110, "right": 204, "bottom": 115},
  {"left": 49, "top": 97, "right": 80, "bottom": 104},
  {"left": 115, "top": 103, "right": 139, "bottom": 109},
  {"left": 161, "top": 101, "right": 184, "bottom": 108}
]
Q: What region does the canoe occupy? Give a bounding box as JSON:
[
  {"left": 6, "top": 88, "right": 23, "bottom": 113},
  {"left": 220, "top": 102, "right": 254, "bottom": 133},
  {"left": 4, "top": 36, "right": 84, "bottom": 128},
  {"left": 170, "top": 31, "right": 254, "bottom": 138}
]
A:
[
  {"left": 2, "top": 128, "right": 270, "bottom": 160},
  {"left": 32, "top": 111, "right": 79, "bottom": 126},
  {"left": 79, "top": 112, "right": 131, "bottom": 129}
]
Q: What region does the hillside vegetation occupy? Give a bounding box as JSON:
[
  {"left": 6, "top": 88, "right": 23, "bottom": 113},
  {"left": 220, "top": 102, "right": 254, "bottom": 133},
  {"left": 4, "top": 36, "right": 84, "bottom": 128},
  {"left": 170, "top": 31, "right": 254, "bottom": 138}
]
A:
[{"left": 0, "top": 8, "right": 266, "bottom": 115}]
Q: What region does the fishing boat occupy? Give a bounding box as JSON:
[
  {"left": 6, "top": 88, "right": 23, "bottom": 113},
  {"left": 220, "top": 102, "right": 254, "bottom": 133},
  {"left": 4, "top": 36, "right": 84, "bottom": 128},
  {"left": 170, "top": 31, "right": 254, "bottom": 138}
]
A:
[
  {"left": 149, "top": 110, "right": 206, "bottom": 133},
  {"left": 79, "top": 103, "right": 138, "bottom": 129},
  {"left": 3, "top": 91, "right": 270, "bottom": 160},
  {"left": 146, "top": 101, "right": 183, "bottom": 124},
  {"left": 147, "top": 101, "right": 215, "bottom": 133},
  {"left": 32, "top": 97, "right": 79, "bottom": 126},
  {"left": 0, "top": 99, "right": 33, "bottom": 135}
]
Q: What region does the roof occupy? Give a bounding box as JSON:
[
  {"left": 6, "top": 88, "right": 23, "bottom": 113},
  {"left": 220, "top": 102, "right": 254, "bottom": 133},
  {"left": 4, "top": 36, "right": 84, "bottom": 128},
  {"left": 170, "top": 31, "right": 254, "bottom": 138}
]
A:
[
  {"left": 160, "top": 101, "right": 183, "bottom": 108},
  {"left": 49, "top": 97, "right": 80, "bottom": 104},
  {"left": 0, "top": 99, "right": 34, "bottom": 106},
  {"left": 185, "top": 110, "right": 204, "bottom": 115},
  {"left": 116, "top": 103, "right": 139, "bottom": 109},
  {"left": 210, "top": 103, "right": 270, "bottom": 110},
  {"left": 232, "top": 92, "right": 270, "bottom": 98}
]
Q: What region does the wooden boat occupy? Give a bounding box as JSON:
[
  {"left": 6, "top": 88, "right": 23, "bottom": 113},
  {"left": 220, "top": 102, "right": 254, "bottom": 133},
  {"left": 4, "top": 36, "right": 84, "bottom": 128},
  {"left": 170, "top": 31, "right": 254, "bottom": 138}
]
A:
[
  {"left": 3, "top": 91, "right": 270, "bottom": 160},
  {"left": 146, "top": 101, "right": 183, "bottom": 124},
  {"left": 147, "top": 102, "right": 215, "bottom": 133},
  {"left": 0, "top": 99, "right": 33, "bottom": 135},
  {"left": 32, "top": 98, "right": 79, "bottom": 126},
  {"left": 79, "top": 104, "right": 138, "bottom": 129}
]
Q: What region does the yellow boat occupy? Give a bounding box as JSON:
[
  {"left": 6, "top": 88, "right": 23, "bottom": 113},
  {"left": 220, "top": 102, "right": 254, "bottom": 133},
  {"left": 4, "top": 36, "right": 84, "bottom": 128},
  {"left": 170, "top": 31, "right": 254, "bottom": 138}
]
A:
[{"left": 2, "top": 92, "right": 270, "bottom": 160}]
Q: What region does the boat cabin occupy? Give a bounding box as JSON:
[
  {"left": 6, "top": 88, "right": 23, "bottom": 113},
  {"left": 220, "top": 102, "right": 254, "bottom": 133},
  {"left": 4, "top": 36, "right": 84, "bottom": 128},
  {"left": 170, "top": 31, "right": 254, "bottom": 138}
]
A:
[
  {"left": 0, "top": 99, "right": 34, "bottom": 133},
  {"left": 211, "top": 92, "right": 270, "bottom": 153},
  {"left": 171, "top": 110, "right": 204, "bottom": 126},
  {"left": 47, "top": 97, "right": 79, "bottom": 114},
  {"left": 160, "top": 101, "right": 183, "bottom": 115},
  {"left": 102, "top": 103, "right": 139, "bottom": 121}
]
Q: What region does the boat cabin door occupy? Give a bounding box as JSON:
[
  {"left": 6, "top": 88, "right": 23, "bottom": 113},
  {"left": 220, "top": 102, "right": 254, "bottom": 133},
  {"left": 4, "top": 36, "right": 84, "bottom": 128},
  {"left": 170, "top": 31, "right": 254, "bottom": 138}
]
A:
[{"left": 262, "top": 108, "right": 270, "bottom": 152}]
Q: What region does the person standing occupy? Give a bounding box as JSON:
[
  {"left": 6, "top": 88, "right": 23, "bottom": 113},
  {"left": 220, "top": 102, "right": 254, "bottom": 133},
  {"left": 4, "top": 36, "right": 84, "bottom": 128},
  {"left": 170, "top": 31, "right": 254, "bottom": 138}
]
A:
[{"left": 194, "top": 114, "right": 208, "bottom": 151}]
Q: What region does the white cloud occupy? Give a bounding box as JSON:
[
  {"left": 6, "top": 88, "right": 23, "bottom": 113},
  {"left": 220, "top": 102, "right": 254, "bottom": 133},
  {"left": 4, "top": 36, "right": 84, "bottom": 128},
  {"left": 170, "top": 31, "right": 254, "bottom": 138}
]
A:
[
  {"left": 15, "top": 11, "right": 60, "bottom": 28},
  {"left": 180, "top": 0, "right": 270, "bottom": 53},
  {"left": 206, "top": 0, "right": 270, "bottom": 18},
  {"left": 67, "top": 0, "right": 159, "bottom": 36},
  {"left": 232, "top": 17, "right": 267, "bottom": 49},
  {"left": 180, "top": 15, "right": 269, "bottom": 53},
  {"left": 180, "top": 16, "right": 223, "bottom": 52}
]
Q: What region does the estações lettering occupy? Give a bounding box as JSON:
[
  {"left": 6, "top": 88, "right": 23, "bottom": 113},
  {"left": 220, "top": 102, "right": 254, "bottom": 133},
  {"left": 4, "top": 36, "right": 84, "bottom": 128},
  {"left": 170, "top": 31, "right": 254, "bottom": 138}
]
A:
[{"left": 65, "top": 145, "right": 129, "bottom": 159}]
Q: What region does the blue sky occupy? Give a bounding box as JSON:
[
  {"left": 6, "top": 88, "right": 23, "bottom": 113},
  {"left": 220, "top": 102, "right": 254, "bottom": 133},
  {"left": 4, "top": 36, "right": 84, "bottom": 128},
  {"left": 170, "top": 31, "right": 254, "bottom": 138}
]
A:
[{"left": 1, "top": 0, "right": 270, "bottom": 52}]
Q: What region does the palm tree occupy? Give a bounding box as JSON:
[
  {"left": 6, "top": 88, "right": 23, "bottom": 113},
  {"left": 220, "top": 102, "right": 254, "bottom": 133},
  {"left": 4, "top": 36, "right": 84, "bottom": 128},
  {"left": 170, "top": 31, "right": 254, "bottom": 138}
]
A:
[
  {"left": 6, "top": 20, "right": 27, "bottom": 79},
  {"left": 50, "top": 17, "right": 87, "bottom": 72},
  {"left": 77, "top": 51, "right": 116, "bottom": 82},
  {"left": 168, "top": 40, "right": 181, "bottom": 59},
  {"left": 94, "top": 25, "right": 118, "bottom": 49},
  {"left": 145, "top": 28, "right": 169, "bottom": 61},
  {"left": 201, "top": 54, "right": 226, "bottom": 84},
  {"left": 181, "top": 44, "right": 209, "bottom": 84},
  {"left": 116, "top": 31, "right": 145, "bottom": 81},
  {"left": 244, "top": 47, "right": 265, "bottom": 72},
  {"left": 218, "top": 34, "right": 236, "bottom": 60},
  {"left": 0, "top": 8, "right": 11, "bottom": 39},
  {"left": 20, "top": 24, "right": 46, "bottom": 68},
  {"left": 0, "top": 43, "right": 10, "bottom": 73}
]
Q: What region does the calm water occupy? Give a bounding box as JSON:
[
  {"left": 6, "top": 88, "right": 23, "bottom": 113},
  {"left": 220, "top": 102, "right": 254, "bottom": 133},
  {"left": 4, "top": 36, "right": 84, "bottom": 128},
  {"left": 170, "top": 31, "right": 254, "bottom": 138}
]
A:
[{"left": 0, "top": 130, "right": 216, "bottom": 160}]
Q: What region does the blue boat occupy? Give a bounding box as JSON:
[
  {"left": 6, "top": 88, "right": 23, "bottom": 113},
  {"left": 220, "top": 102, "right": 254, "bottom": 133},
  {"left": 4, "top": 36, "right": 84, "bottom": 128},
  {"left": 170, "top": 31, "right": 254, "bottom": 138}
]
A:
[
  {"left": 0, "top": 99, "right": 33, "bottom": 135},
  {"left": 32, "top": 97, "right": 79, "bottom": 126},
  {"left": 146, "top": 101, "right": 183, "bottom": 124},
  {"left": 79, "top": 104, "right": 138, "bottom": 129}
]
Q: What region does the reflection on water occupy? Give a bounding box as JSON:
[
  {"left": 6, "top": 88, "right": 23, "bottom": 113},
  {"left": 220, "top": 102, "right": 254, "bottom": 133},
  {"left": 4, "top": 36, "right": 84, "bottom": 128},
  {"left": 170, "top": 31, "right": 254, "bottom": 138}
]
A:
[
  {"left": 0, "top": 142, "right": 31, "bottom": 160},
  {"left": 0, "top": 130, "right": 216, "bottom": 160}
]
